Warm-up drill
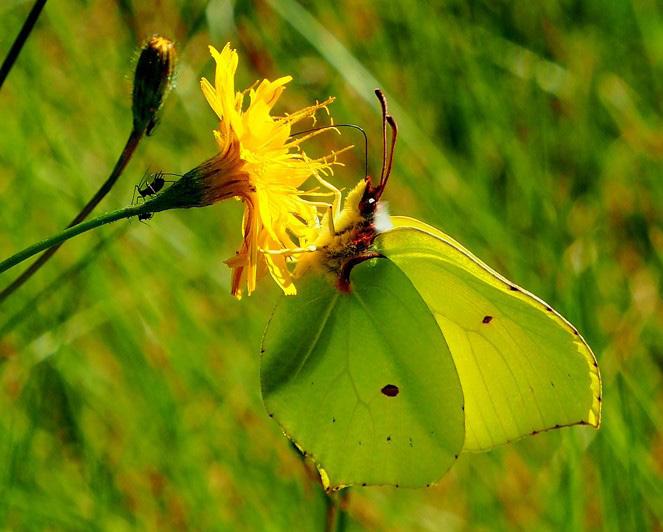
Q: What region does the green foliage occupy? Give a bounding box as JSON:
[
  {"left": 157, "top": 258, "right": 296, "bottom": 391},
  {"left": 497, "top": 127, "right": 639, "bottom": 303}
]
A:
[{"left": 0, "top": 0, "right": 661, "bottom": 529}]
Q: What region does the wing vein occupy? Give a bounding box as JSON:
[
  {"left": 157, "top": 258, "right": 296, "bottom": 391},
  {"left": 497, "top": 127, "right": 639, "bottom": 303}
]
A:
[{"left": 290, "top": 292, "right": 340, "bottom": 382}]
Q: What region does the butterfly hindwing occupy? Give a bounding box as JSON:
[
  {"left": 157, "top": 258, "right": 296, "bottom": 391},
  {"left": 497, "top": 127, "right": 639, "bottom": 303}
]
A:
[
  {"left": 261, "top": 257, "right": 465, "bottom": 488},
  {"left": 377, "top": 217, "right": 601, "bottom": 451}
]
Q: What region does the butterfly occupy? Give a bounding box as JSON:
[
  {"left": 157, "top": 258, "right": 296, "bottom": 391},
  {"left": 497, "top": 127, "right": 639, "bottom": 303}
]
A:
[{"left": 261, "top": 90, "right": 601, "bottom": 490}]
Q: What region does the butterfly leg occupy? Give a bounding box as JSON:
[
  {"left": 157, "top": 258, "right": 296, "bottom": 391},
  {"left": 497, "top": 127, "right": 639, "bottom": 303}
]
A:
[
  {"left": 260, "top": 245, "right": 317, "bottom": 257},
  {"left": 315, "top": 174, "right": 342, "bottom": 220}
]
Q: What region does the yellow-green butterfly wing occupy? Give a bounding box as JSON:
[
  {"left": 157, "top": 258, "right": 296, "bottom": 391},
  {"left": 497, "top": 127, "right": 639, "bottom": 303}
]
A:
[
  {"left": 377, "top": 216, "right": 602, "bottom": 451},
  {"left": 259, "top": 83, "right": 599, "bottom": 484},
  {"left": 261, "top": 258, "right": 465, "bottom": 489}
]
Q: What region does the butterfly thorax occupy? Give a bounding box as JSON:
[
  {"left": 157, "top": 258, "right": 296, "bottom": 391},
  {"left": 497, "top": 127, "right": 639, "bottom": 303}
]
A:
[
  {"left": 294, "top": 88, "right": 395, "bottom": 290},
  {"left": 295, "top": 177, "right": 387, "bottom": 290}
]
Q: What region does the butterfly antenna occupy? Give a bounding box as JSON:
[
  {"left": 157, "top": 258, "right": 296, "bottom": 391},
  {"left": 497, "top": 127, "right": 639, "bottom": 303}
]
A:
[
  {"left": 290, "top": 123, "right": 369, "bottom": 178},
  {"left": 383, "top": 115, "right": 398, "bottom": 192},
  {"left": 375, "top": 89, "right": 398, "bottom": 196},
  {"left": 376, "top": 89, "right": 389, "bottom": 186}
]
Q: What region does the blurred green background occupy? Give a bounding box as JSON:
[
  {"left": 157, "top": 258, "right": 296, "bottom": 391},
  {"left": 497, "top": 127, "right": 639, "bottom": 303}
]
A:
[{"left": 1, "top": 0, "right": 661, "bottom": 530}]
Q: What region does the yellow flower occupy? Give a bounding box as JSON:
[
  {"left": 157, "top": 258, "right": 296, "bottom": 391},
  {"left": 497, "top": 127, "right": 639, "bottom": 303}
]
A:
[{"left": 199, "top": 43, "right": 341, "bottom": 298}]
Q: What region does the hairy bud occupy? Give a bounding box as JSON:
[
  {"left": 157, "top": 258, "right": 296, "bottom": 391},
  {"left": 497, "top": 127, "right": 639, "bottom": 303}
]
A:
[{"left": 132, "top": 35, "right": 175, "bottom": 134}]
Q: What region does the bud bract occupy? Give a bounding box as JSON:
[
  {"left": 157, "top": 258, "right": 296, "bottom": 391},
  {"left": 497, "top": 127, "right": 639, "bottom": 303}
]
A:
[{"left": 132, "top": 35, "right": 175, "bottom": 134}]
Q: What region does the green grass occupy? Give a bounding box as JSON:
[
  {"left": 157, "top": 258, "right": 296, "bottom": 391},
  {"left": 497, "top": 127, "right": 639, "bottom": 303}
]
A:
[{"left": 1, "top": 0, "right": 661, "bottom": 530}]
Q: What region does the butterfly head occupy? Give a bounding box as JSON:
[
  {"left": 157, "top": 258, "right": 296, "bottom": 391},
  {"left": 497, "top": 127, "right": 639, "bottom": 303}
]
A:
[
  {"left": 294, "top": 90, "right": 398, "bottom": 290},
  {"left": 358, "top": 89, "right": 397, "bottom": 220}
]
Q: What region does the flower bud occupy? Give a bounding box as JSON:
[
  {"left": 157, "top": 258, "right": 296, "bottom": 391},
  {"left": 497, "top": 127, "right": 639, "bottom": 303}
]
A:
[{"left": 132, "top": 35, "right": 175, "bottom": 134}]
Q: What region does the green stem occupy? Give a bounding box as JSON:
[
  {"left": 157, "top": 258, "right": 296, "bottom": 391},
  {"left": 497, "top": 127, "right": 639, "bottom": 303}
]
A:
[
  {"left": 69, "top": 129, "right": 143, "bottom": 224},
  {"left": 324, "top": 489, "right": 349, "bottom": 532},
  {"left": 325, "top": 493, "right": 338, "bottom": 532},
  {"left": 0, "top": 226, "right": 125, "bottom": 337},
  {"left": 0, "top": 128, "right": 143, "bottom": 303},
  {"left": 0, "top": 203, "right": 149, "bottom": 275},
  {"left": 0, "top": 0, "right": 48, "bottom": 90}
]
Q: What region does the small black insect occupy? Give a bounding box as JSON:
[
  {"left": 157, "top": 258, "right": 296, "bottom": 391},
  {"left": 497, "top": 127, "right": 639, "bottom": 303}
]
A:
[
  {"left": 132, "top": 170, "right": 179, "bottom": 222},
  {"left": 134, "top": 170, "right": 167, "bottom": 201}
]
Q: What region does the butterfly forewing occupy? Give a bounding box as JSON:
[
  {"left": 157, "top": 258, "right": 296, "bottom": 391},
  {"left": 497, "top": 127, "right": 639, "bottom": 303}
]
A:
[{"left": 377, "top": 218, "right": 601, "bottom": 451}]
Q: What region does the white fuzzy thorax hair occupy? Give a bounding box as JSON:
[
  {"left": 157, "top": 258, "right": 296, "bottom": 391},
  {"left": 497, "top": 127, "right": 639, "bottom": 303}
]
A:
[{"left": 374, "top": 201, "right": 393, "bottom": 233}]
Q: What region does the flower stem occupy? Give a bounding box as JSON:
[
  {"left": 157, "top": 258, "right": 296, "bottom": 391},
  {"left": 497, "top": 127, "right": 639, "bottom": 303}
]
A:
[
  {"left": 0, "top": 227, "right": 125, "bottom": 337},
  {"left": 72, "top": 129, "right": 144, "bottom": 223},
  {"left": 0, "top": 203, "right": 150, "bottom": 275},
  {"left": 0, "top": 128, "right": 143, "bottom": 303},
  {"left": 324, "top": 489, "right": 349, "bottom": 532},
  {"left": 0, "top": 0, "right": 48, "bottom": 90}
]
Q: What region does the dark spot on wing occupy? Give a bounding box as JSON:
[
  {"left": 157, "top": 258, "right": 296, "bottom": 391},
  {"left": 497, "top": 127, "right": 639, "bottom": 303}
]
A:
[
  {"left": 554, "top": 424, "right": 560, "bottom": 429},
  {"left": 545, "top": 306, "right": 553, "bottom": 312},
  {"left": 550, "top": 381, "right": 555, "bottom": 388},
  {"left": 381, "top": 384, "right": 399, "bottom": 397},
  {"left": 482, "top": 315, "right": 493, "bottom": 324},
  {"left": 361, "top": 483, "right": 367, "bottom": 487},
  {"left": 268, "top": 413, "right": 274, "bottom": 418},
  {"left": 597, "top": 396, "right": 602, "bottom": 402},
  {"left": 593, "top": 361, "right": 598, "bottom": 368},
  {"left": 509, "top": 285, "right": 519, "bottom": 292},
  {"left": 332, "top": 417, "right": 336, "bottom": 423},
  {"left": 531, "top": 430, "right": 538, "bottom": 435},
  {"left": 386, "top": 435, "right": 391, "bottom": 442}
]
